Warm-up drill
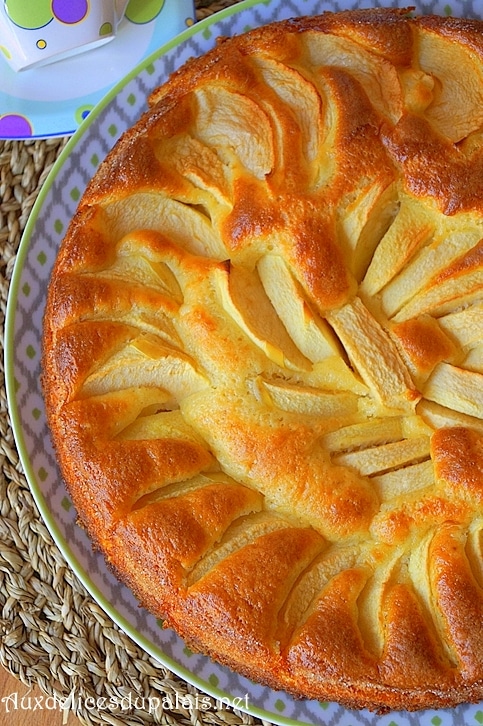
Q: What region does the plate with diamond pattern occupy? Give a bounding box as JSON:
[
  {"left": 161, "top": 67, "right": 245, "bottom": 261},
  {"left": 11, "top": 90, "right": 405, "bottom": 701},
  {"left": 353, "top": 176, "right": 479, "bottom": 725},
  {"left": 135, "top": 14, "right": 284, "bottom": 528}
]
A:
[{"left": 5, "top": 0, "right": 483, "bottom": 724}]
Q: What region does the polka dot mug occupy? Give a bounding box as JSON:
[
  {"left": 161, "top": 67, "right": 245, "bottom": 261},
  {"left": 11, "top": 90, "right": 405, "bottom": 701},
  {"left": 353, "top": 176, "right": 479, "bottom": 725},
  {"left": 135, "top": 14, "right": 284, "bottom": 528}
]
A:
[{"left": 0, "top": 0, "right": 129, "bottom": 72}]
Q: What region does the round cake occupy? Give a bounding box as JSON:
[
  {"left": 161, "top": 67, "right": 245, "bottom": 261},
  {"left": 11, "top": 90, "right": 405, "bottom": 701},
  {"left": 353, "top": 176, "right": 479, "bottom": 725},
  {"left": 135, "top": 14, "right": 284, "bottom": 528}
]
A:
[{"left": 42, "top": 7, "right": 483, "bottom": 713}]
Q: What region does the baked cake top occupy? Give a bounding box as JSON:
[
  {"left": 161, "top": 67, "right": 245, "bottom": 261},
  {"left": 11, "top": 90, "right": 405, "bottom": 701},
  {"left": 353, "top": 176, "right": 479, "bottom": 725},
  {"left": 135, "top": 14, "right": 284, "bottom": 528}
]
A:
[{"left": 42, "top": 7, "right": 483, "bottom": 713}]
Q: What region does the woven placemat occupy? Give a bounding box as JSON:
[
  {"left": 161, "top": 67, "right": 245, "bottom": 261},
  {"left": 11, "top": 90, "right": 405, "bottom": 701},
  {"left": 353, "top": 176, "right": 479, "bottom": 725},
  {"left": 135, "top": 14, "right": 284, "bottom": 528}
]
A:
[{"left": 0, "top": 2, "right": 271, "bottom": 725}]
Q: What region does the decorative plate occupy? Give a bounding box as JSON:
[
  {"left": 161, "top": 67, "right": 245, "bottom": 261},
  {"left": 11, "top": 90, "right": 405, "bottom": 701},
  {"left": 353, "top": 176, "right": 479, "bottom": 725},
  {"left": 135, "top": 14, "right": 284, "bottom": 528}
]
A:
[
  {"left": 0, "top": 0, "right": 195, "bottom": 140},
  {"left": 5, "top": 1, "right": 483, "bottom": 724}
]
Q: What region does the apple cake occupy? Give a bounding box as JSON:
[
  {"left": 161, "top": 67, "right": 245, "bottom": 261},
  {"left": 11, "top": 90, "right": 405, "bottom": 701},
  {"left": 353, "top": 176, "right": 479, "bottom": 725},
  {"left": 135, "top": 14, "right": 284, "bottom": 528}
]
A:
[{"left": 42, "top": 7, "right": 483, "bottom": 713}]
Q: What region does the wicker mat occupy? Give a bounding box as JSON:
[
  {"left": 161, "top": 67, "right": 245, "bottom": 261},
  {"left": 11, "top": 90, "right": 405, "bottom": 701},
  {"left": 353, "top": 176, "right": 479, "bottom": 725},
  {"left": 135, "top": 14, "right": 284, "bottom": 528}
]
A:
[{"left": 0, "top": 2, "right": 271, "bottom": 725}]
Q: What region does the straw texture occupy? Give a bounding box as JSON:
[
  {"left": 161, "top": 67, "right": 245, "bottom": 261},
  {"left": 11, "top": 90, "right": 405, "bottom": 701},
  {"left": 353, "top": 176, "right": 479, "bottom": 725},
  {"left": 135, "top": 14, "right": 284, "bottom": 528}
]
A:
[{"left": 0, "top": 2, "right": 270, "bottom": 724}]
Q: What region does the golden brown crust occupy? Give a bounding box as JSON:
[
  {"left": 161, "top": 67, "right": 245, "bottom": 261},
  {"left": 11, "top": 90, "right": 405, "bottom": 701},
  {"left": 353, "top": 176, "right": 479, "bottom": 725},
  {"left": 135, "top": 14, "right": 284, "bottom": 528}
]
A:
[{"left": 42, "top": 8, "right": 483, "bottom": 712}]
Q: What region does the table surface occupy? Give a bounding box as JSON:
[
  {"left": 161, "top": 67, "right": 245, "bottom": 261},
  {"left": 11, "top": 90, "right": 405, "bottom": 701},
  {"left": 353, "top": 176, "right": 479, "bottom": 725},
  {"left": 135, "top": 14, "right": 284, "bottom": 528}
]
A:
[{"left": 0, "top": 666, "right": 79, "bottom": 725}]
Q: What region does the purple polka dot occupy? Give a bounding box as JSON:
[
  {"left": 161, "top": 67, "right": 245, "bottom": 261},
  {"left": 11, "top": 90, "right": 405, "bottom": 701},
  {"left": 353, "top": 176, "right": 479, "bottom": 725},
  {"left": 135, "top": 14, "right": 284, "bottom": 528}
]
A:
[
  {"left": 0, "top": 115, "right": 33, "bottom": 139},
  {"left": 51, "top": 0, "right": 88, "bottom": 24}
]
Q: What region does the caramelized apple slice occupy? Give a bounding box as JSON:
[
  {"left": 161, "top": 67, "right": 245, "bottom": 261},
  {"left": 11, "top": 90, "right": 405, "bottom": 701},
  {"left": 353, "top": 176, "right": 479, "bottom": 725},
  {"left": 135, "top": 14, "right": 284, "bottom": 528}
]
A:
[
  {"left": 161, "top": 133, "right": 232, "bottom": 208},
  {"left": 303, "top": 32, "right": 402, "bottom": 122},
  {"left": 382, "top": 227, "right": 482, "bottom": 319},
  {"left": 390, "top": 315, "right": 457, "bottom": 387},
  {"left": 438, "top": 302, "right": 483, "bottom": 350},
  {"left": 81, "top": 334, "right": 208, "bottom": 401},
  {"left": 257, "top": 254, "right": 340, "bottom": 362},
  {"left": 417, "top": 24, "right": 483, "bottom": 142},
  {"left": 372, "top": 460, "right": 435, "bottom": 500},
  {"left": 256, "top": 377, "right": 359, "bottom": 418},
  {"left": 214, "top": 262, "right": 310, "bottom": 371},
  {"left": 360, "top": 194, "right": 435, "bottom": 297},
  {"left": 322, "top": 418, "right": 400, "bottom": 452},
  {"left": 326, "top": 297, "right": 419, "bottom": 411},
  {"left": 73, "top": 386, "right": 171, "bottom": 437},
  {"left": 332, "top": 436, "right": 431, "bottom": 477},
  {"left": 339, "top": 181, "right": 399, "bottom": 280},
  {"left": 104, "top": 192, "right": 226, "bottom": 259},
  {"left": 187, "top": 511, "right": 291, "bottom": 586},
  {"left": 393, "top": 268, "right": 483, "bottom": 322},
  {"left": 417, "top": 400, "right": 483, "bottom": 434},
  {"left": 357, "top": 548, "right": 404, "bottom": 655},
  {"left": 195, "top": 86, "right": 274, "bottom": 180},
  {"left": 252, "top": 56, "right": 323, "bottom": 164},
  {"left": 462, "top": 344, "right": 483, "bottom": 374},
  {"left": 465, "top": 521, "right": 483, "bottom": 588},
  {"left": 95, "top": 250, "right": 183, "bottom": 304},
  {"left": 424, "top": 363, "right": 483, "bottom": 419},
  {"left": 116, "top": 409, "right": 208, "bottom": 443},
  {"left": 309, "top": 357, "right": 369, "bottom": 396}
]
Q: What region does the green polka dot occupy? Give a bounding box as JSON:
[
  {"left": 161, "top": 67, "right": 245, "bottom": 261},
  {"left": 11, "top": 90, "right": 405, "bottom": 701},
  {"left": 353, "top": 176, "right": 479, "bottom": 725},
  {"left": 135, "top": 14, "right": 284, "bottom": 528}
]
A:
[
  {"left": 125, "top": 0, "right": 165, "bottom": 25},
  {"left": 22, "top": 282, "right": 31, "bottom": 297},
  {"left": 156, "top": 618, "right": 164, "bottom": 628},
  {"left": 54, "top": 219, "right": 64, "bottom": 234},
  {"left": 38, "top": 467, "right": 48, "bottom": 482},
  {"left": 99, "top": 21, "right": 113, "bottom": 36},
  {"left": 61, "top": 496, "right": 72, "bottom": 512},
  {"left": 208, "top": 674, "right": 219, "bottom": 687},
  {"left": 319, "top": 702, "right": 329, "bottom": 710},
  {"left": 274, "top": 699, "right": 285, "bottom": 712},
  {"left": 70, "top": 187, "right": 81, "bottom": 202},
  {"left": 475, "top": 712, "right": 483, "bottom": 724},
  {"left": 431, "top": 717, "right": 442, "bottom": 726},
  {"left": 183, "top": 646, "right": 193, "bottom": 657},
  {"left": 91, "top": 153, "right": 100, "bottom": 167},
  {"left": 5, "top": 0, "right": 52, "bottom": 30},
  {"left": 202, "top": 27, "right": 212, "bottom": 40},
  {"left": 108, "top": 123, "right": 118, "bottom": 137},
  {"left": 32, "top": 408, "right": 41, "bottom": 420},
  {"left": 145, "top": 63, "right": 155, "bottom": 75},
  {"left": 127, "top": 93, "right": 136, "bottom": 106},
  {"left": 37, "top": 251, "right": 47, "bottom": 265},
  {"left": 444, "top": 4, "right": 453, "bottom": 15},
  {"left": 26, "top": 345, "right": 36, "bottom": 360}
]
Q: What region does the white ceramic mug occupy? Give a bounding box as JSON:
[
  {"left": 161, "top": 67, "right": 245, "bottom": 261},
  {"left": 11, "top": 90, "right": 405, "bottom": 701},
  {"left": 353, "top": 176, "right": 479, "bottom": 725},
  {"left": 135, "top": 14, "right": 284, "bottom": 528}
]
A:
[{"left": 0, "top": 0, "right": 130, "bottom": 72}]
